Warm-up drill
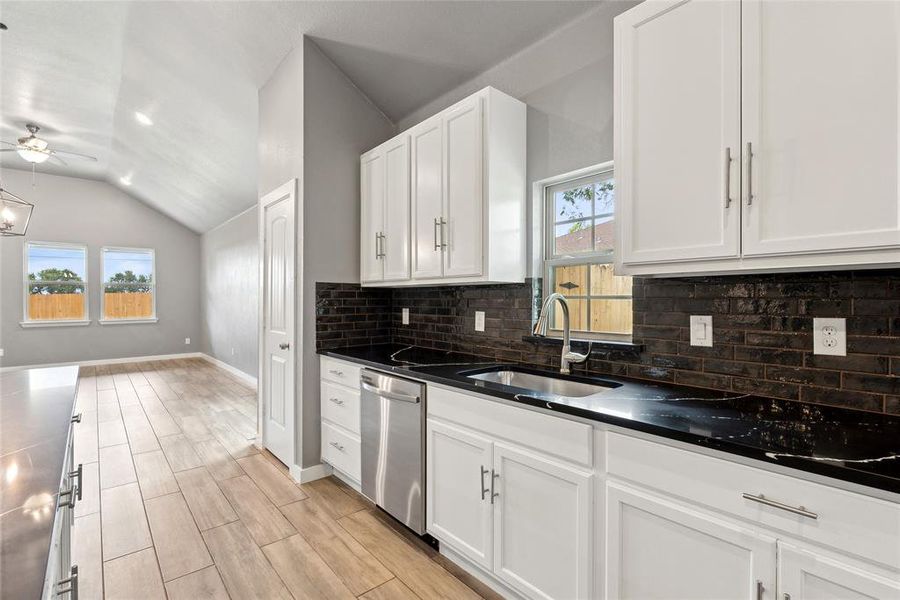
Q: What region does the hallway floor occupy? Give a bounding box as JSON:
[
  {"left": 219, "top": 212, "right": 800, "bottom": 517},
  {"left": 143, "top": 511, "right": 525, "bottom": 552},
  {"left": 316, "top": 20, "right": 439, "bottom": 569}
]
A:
[{"left": 72, "top": 358, "right": 492, "bottom": 600}]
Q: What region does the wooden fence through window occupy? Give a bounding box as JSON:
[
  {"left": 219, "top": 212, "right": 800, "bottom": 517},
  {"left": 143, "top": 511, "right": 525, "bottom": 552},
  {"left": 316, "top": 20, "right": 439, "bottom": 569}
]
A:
[{"left": 28, "top": 292, "right": 153, "bottom": 320}]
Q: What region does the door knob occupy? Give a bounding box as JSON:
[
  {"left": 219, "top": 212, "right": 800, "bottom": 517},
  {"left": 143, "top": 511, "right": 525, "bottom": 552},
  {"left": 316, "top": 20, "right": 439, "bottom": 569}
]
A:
[{"left": 279, "top": 342, "right": 290, "bottom": 350}]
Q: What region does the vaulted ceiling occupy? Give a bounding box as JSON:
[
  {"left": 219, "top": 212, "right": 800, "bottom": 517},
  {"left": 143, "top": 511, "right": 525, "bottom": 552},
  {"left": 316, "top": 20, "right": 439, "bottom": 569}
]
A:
[{"left": 0, "top": 1, "right": 597, "bottom": 232}]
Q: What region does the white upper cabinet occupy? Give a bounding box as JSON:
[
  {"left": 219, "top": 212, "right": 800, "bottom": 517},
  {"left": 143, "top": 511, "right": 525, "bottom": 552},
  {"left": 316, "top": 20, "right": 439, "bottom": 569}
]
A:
[
  {"left": 364, "top": 86, "right": 526, "bottom": 286},
  {"left": 615, "top": 0, "right": 900, "bottom": 276},
  {"left": 360, "top": 150, "right": 385, "bottom": 283},
  {"left": 360, "top": 136, "right": 410, "bottom": 284},
  {"left": 616, "top": 0, "right": 741, "bottom": 265}
]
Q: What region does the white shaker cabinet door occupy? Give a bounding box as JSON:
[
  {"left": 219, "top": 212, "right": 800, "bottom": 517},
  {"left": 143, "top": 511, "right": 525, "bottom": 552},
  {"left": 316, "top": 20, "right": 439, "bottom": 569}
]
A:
[
  {"left": 492, "top": 443, "right": 592, "bottom": 600},
  {"left": 778, "top": 543, "right": 900, "bottom": 600},
  {"left": 411, "top": 118, "right": 444, "bottom": 279},
  {"left": 382, "top": 136, "right": 411, "bottom": 282},
  {"left": 615, "top": 0, "right": 741, "bottom": 265},
  {"left": 360, "top": 151, "right": 385, "bottom": 283},
  {"left": 606, "top": 482, "right": 776, "bottom": 600},
  {"left": 741, "top": 0, "right": 900, "bottom": 256}
]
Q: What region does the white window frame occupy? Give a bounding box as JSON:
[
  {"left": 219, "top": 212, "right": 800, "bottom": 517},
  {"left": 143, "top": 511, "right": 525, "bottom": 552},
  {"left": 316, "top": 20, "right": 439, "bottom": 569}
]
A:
[
  {"left": 99, "top": 246, "right": 158, "bottom": 324},
  {"left": 537, "top": 161, "right": 632, "bottom": 342},
  {"left": 21, "top": 241, "right": 90, "bottom": 327}
]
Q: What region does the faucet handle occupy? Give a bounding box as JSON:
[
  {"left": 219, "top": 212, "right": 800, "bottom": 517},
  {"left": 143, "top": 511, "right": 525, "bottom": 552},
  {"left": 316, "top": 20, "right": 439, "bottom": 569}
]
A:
[{"left": 564, "top": 341, "right": 592, "bottom": 365}]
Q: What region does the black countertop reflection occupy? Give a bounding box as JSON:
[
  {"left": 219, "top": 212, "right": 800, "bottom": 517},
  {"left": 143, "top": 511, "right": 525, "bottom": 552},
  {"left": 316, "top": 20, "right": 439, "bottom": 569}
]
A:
[
  {"left": 1, "top": 366, "right": 79, "bottom": 600},
  {"left": 321, "top": 344, "right": 900, "bottom": 496}
]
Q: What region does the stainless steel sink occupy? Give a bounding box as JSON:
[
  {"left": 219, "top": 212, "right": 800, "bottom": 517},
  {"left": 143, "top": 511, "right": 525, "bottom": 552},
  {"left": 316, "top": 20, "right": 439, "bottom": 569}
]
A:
[{"left": 466, "top": 369, "right": 616, "bottom": 398}]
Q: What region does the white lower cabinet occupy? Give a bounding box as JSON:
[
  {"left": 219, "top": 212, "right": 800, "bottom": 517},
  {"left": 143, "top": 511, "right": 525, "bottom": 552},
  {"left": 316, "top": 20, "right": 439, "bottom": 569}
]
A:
[
  {"left": 778, "top": 543, "right": 900, "bottom": 600},
  {"left": 606, "top": 482, "right": 776, "bottom": 600}
]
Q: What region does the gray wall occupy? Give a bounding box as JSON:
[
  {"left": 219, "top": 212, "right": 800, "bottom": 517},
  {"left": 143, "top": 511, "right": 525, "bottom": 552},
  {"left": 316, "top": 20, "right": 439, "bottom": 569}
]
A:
[
  {"left": 0, "top": 168, "right": 201, "bottom": 367},
  {"left": 300, "top": 38, "right": 394, "bottom": 467},
  {"left": 258, "top": 45, "right": 305, "bottom": 199},
  {"left": 396, "top": 2, "right": 637, "bottom": 276},
  {"left": 200, "top": 207, "right": 259, "bottom": 378}
]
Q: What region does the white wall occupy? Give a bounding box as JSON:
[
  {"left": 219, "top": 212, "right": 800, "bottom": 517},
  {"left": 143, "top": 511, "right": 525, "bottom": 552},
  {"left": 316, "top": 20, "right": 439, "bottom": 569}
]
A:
[
  {"left": 200, "top": 207, "right": 258, "bottom": 378},
  {"left": 0, "top": 168, "right": 201, "bottom": 367}
]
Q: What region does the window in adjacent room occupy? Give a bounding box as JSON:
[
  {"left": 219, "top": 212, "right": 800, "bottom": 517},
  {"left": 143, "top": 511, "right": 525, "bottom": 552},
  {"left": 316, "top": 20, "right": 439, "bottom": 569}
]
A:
[
  {"left": 544, "top": 165, "right": 633, "bottom": 341},
  {"left": 24, "top": 242, "right": 89, "bottom": 324},
  {"left": 101, "top": 247, "right": 156, "bottom": 322}
]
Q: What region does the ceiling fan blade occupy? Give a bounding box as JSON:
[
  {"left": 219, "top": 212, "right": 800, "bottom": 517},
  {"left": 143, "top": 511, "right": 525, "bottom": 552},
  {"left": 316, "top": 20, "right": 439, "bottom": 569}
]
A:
[
  {"left": 48, "top": 153, "right": 68, "bottom": 166},
  {"left": 0, "top": 149, "right": 18, "bottom": 152},
  {"left": 51, "top": 149, "right": 97, "bottom": 162},
  {"left": 0, "top": 140, "right": 17, "bottom": 147}
]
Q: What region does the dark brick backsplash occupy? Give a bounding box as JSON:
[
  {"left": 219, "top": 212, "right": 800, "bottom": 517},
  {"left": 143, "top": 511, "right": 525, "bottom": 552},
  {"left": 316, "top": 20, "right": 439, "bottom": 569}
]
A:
[{"left": 315, "top": 270, "right": 900, "bottom": 415}]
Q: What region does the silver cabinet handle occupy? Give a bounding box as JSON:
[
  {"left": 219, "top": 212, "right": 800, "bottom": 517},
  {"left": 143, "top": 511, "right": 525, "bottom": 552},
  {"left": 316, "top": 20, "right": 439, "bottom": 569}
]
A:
[
  {"left": 784, "top": 594, "right": 791, "bottom": 600},
  {"left": 746, "top": 142, "right": 754, "bottom": 206},
  {"left": 724, "top": 147, "right": 733, "bottom": 208},
  {"left": 439, "top": 217, "right": 447, "bottom": 249},
  {"left": 59, "top": 487, "right": 77, "bottom": 510},
  {"left": 328, "top": 369, "right": 343, "bottom": 377},
  {"left": 279, "top": 342, "right": 290, "bottom": 350},
  {"left": 71, "top": 413, "right": 82, "bottom": 424},
  {"left": 742, "top": 493, "right": 818, "bottom": 520},
  {"left": 329, "top": 441, "right": 345, "bottom": 452},
  {"left": 57, "top": 565, "right": 78, "bottom": 599},
  {"left": 375, "top": 231, "right": 380, "bottom": 260},
  {"left": 433, "top": 217, "right": 441, "bottom": 251},
  {"left": 379, "top": 232, "right": 386, "bottom": 258},
  {"left": 756, "top": 580, "right": 764, "bottom": 600},
  {"left": 69, "top": 463, "right": 83, "bottom": 502},
  {"left": 480, "top": 466, "right": 489, "bottom": 501},
  {"left": 490, "top": 469, "right": 499, "bottom": 504},
  {"left": 360, "top": 381, "right": 421, "bottom": 403},
  {"left": 329, "top": 397, "right": 345, "bottom": 406}
]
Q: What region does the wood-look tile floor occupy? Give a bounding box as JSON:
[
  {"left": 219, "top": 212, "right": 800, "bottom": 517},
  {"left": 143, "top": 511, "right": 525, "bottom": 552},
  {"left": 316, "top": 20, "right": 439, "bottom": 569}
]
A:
[{"left": 72, "top": 358, "right": 496, "bottom": 600}]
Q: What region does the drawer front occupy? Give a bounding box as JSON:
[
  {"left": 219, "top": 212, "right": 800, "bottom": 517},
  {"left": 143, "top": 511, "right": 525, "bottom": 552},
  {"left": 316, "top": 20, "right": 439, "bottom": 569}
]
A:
[
  {"left": 321, "top": 357, "right": 361, "bottom": 387},
  {"left": 321, "top": 380, "right": 360, "bottom": 434},
  {"left": 322, "top": 422, "right": 361, "bottom": 482},
  {"left": 428, "top": 384, "right": 592, "bottom": 467},
  {"left": 607, "top": 432, "right": 900, "bottom": 569}
]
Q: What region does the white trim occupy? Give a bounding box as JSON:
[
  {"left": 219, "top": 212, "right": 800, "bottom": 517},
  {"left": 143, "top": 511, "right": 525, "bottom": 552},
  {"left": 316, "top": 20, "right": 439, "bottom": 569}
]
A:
[
  {"left": 24, "top": 240, "right": 89, "bottom": 323},
  {"left": 20, "top": 319, "right": 90, "bottom": 328},
  {"left": 199, "top": 353, "right": 258, "bottom": 387},
  {"left": 204, "top": 204, "right": 257, "bottom": 235},
  {"left": 0, "top": 352, "right": 203, "bottom": 373},
  {"left": 290, "top": 463, "right": 333, "bottom": 484},
  {"left": 98, "top": 318, "right": 158, "bottom": 325}
]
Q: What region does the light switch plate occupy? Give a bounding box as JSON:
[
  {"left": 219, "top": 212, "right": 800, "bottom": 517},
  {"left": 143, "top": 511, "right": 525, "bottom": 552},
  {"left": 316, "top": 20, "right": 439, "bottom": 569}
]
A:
[
  {"left": 474, "top": 311, "right": 485, "bottom": 332},
  {"left": 402, "top": 308, "right": 410, "bottom": 325},
  {"left": 813, "top": 317, "right": 846, "bottom": 356},
  {"left": 185, "top": 337, "right": 191, "bottom": 345},
  {"left": 690, "top": 315, "right": 713, "bottom": 347}
]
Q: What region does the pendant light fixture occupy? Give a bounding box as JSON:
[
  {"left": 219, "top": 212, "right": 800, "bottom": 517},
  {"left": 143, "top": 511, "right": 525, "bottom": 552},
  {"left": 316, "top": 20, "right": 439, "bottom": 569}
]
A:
[{"left": 0, "top": 177, "right": 34, "bottom": 237}]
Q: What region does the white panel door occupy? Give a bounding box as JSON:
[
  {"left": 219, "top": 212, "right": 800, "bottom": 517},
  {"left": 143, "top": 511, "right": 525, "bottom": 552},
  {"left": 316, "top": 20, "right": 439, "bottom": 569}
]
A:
[
  {"left": 492, "top": 443, "right": 592, "bottom": 600},
  {"left": 779, "top": 543, "right": 900, "bottom": 600},
  {"left": 426, "top": 420, "right": 493, "bottom": 570},
  {"left": 442, "top": 95, "right": 484, "bottom": 277},
  {"left": 606, "top": 482, "right": 776, "bottom": 600},
  {"left": 383, "top": 136, "right": 410, "bottom": 282},
  {"left": 411, "top": 117, "right": 444, "bottom": 279},
  {"left": 741, "top": 0, "right": 900, "bottom": 256},
  {"left": 360, "top": 150, "right": 385, "bottom": 283},
  {"left": 260, "top": 181, "right": 296, "bottom": 467},
  {"left": 616, "top": 0, "right": 741, "bottom": 264}
]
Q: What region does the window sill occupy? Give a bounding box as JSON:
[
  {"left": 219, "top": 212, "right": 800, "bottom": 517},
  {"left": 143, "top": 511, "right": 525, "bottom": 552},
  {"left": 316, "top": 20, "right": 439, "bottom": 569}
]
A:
[
  {"left": 522, "top": 335, "right": 643, "bottom": 358},
  {"left": 20, "top": 320, "right": 91, "bottom": 328},
  {"left": 99, "top": 318, "right": 159, "bottom": 325}
]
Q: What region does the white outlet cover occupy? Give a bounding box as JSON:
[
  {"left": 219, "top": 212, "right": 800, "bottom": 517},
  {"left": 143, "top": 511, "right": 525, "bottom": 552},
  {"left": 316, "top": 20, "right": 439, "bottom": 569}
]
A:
[
  {"left": 0, "top": 348, "right": 4, "bottom": 357},
  {"left": 474, "top": 311, "right": 486, "bottom": 332},
  {"left": 813, "top": 317, "right": 846, "bottom": 356},
  {"left": 689, "top": 315, "right": 713, "bottom": 347},
  {"left": 402, "top": 308, "right": 410, "bottom": 325},
  {"left": 185, "top": 337, "right": 191, "bottom": 345}
]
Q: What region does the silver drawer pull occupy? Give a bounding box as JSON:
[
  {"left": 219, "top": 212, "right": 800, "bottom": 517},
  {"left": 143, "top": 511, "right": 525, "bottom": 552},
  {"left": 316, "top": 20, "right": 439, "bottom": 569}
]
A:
[
  {"left": 329, "top": 397, "right": 345, "bottom": 405},
  {"left": 329, "top": 441, "right": 345, "bottom": 452},
  {"left": 480, "top": 466, "right": 489, "bottom": 501},
  {"left": 742, "top": 493, "right": 818, "bottom": 520},
  {"left": 328, "top": 369, "right": 344, "bottom": 377}
]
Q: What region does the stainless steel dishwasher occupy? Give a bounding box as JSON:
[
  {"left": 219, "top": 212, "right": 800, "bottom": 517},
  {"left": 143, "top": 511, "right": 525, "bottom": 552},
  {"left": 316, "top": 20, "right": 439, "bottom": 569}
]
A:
[{"left": 360, "top": 369, "right": 426, "bottom": 534}]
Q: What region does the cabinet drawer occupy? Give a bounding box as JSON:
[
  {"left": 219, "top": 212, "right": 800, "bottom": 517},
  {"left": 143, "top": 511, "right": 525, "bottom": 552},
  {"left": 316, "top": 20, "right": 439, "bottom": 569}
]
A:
[
  {"left": 321, "top": 357, "right": 361, "bottom": 387},
  {"left": 607, "top": 432, "right": 900, "bottom": 569},
  {"left": 320, "top": 380, "right": 360, "bottom": 434},
  {"left": 321, "top": 422, "right": 361, "bottom": 482},
  {"left": 428, "top": 384, "right": 592, "bottom": 467}
]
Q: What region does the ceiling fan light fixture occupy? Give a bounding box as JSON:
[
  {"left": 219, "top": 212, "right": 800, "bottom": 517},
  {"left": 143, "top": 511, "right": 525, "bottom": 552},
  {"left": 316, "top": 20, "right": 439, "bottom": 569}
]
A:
[
  {"left": 134, "top": 111, "right": 153, "bottom": 126},
  {"left": 16, "top": 147, "right": 50, "bottom": 164},
  {"left": 0, "top": 186, "right": 34, "bottom": 236}
]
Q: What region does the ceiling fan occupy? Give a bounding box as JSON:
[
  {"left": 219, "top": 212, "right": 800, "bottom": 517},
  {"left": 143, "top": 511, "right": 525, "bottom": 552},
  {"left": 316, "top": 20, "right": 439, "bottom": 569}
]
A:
[{"left": 1, "top": 123, "right": 98, "bottom": 165}]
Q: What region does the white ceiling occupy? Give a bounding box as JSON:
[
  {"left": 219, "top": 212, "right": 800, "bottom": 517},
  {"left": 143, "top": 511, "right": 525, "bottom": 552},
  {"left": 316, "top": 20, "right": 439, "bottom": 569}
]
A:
[{"left": 0, "top": 1, "right": 597, "bottom": 233}]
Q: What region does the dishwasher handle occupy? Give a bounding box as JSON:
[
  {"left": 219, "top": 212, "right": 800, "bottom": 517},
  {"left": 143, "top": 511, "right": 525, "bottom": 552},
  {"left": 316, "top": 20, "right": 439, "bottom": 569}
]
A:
[{"left": 360, "top": 380, "right": 421, "bottom": 403}]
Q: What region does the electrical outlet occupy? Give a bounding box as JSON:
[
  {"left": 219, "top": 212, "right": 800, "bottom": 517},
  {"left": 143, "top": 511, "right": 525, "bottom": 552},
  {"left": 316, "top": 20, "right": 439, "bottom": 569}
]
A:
[
  {"left": 185, "top": 337, "right": 191, "bottom": 345},
  {"left": 402, "top": 308, "right": 410, "bottom": 325},
  {"left": 813, "top": 318, "right": 846, "bottom": 356},
  {"left": 474, "top": 311, "right": 485, "bottom": 332},
  {"left": 689, "top": 315, "right": 713, "bottom": 347},
  {"left": 231, "top": 347, "right": 235, "bottom": 356},
  {"left": 0, "top": 349, "right": 4, "bottom": 358}
]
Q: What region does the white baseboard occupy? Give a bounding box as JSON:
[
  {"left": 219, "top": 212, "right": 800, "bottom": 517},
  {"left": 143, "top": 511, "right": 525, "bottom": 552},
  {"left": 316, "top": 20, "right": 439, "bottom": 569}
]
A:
[
  {"left": 291, "top": 463, "right": 333, "bottom": 484},
  {"left": 0, "top": 352, "right": 204, "bottom": 373},
  {"left": 199, "top": 353, "right": 257, "bottom": 387}
]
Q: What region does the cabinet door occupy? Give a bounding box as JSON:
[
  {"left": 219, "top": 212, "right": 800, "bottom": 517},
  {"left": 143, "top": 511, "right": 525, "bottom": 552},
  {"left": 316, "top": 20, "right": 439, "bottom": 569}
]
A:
[
  {"left": 742, "top": 0, "right": 900, "bottom": 256},
  {"left": 442, "top": 96, "right": 484, "bottom": 278},
  {"left": 615, "top": 0, "right": 741, "bottom": 265},
  {"left": 383, "top": 136, "right": 410, "bottom": 282},
  {"left": 411, "top": 118, "right": 444, "bottom": 279},
  {"left": 360, "top": 150, "right": 385, "bottom": 283},
  {"left": 779, "top": 543, "right": 900, "bottom": 600},
  {"left": 426, "top": 420, "right": 493, "bottom": 570},
  {"left": 606, "top": 482, "right": 776, "bottom": 600},
  {"left": 492, "top": 443, "right": 592, "bottom": 600}
]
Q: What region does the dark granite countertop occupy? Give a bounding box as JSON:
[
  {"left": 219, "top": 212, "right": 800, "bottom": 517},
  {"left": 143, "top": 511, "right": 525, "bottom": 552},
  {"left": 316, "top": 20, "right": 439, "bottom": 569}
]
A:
[
  {"left": 320, "top": 344, "right": 900, "bottom": 496},
  {"left": 1, "top": 366, "right": 79, "bottom": 600}
]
